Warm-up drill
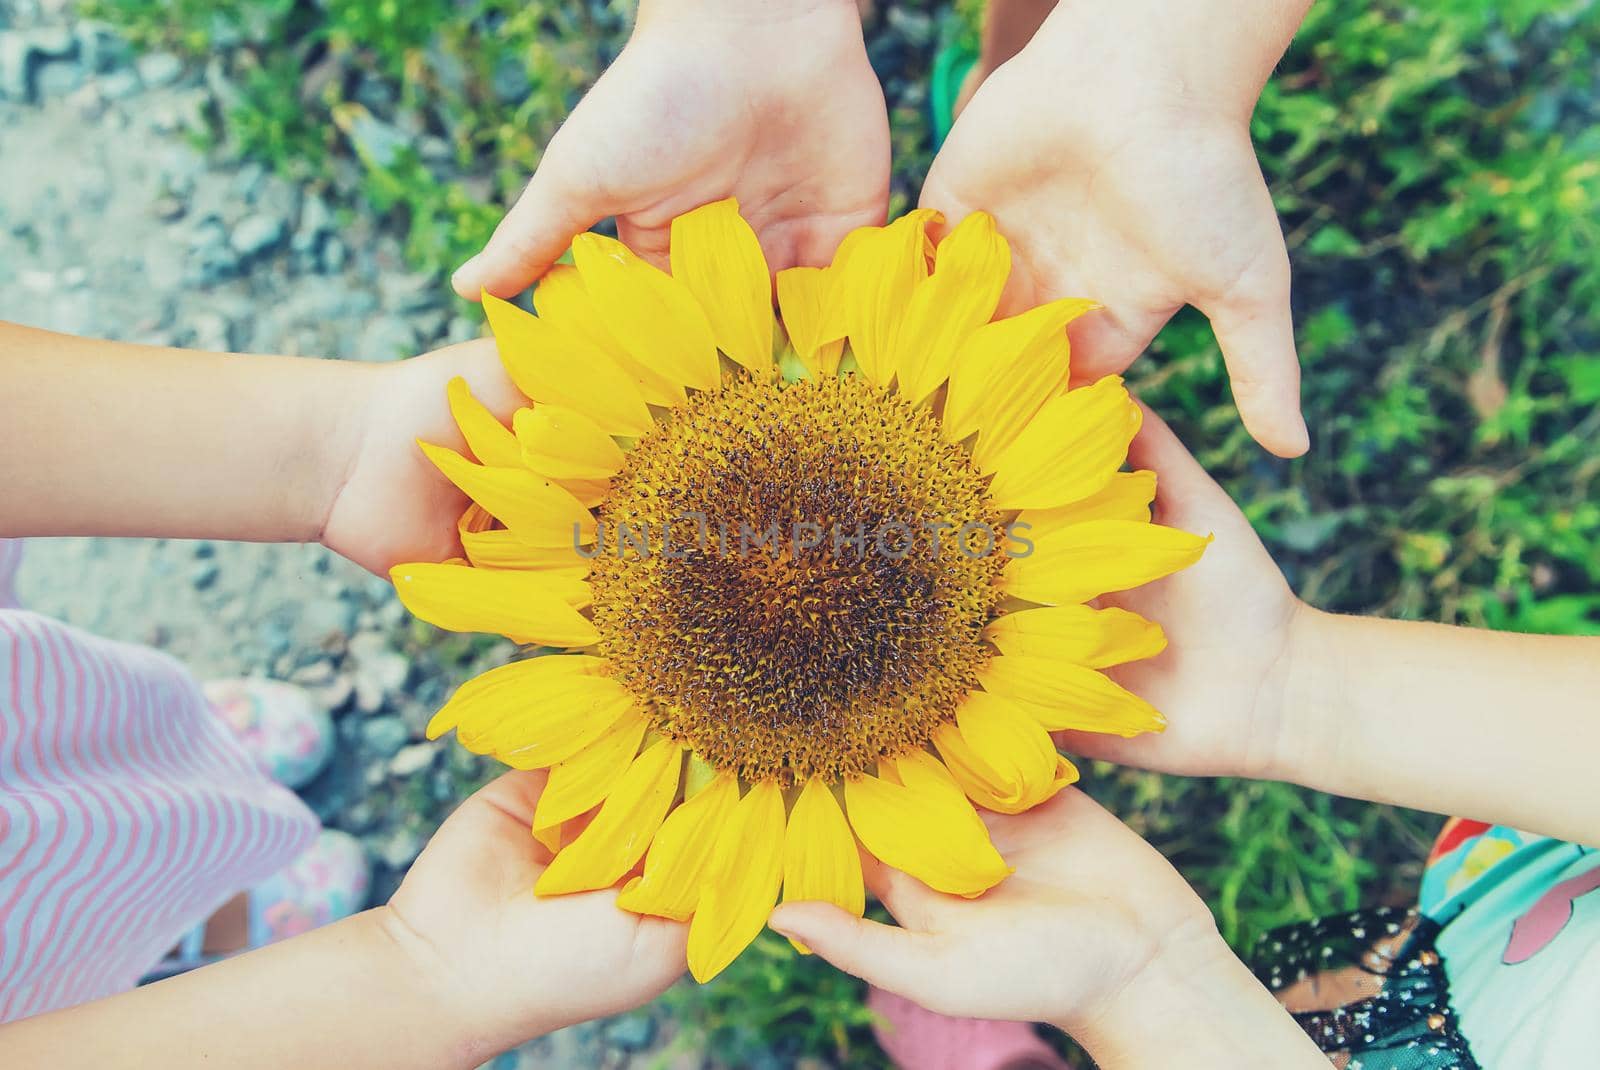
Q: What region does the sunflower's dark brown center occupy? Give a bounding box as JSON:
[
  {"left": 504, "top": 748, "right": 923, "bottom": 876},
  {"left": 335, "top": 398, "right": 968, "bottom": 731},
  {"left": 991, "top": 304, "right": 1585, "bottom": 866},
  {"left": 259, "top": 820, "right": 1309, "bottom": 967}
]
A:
[{"left": 588, "top": 375, "right": 1004, "bottom": 784}]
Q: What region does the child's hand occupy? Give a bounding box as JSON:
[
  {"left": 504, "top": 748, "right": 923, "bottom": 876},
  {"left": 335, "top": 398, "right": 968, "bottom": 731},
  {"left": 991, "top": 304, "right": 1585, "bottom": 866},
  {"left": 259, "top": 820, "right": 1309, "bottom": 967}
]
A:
[
  {"left": 922, "top": 5, "right": 1308, "bottom": 458},
  {"left": 381, "top": 769, "right": 687, "bottom": 1055},
  {"left": 451, "top": 0, "right": 887, "bottom": 299},
  {"left": 319, "top": 338, "right": 518, "bottom": 574},
  {"left": 769, "top": 788, "right": 1217, "bottom": 1028},
  {"left": 1059, "top": 406, "right": 1313, "bottom": 783},
  {"left": 769, "top": 790, "right": 1326, "bottom": 1065}
]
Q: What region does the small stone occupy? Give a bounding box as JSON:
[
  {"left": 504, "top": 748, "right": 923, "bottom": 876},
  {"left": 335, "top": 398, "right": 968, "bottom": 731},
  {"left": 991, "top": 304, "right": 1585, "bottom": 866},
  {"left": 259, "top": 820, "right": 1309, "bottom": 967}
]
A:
[
  {"left": 301, "top": 596, "right": 357, "bottom": 641},
  {"left": 99, "top": 67, "right": 141, "bottom": 100},
  {"left": 389, "top": 743, "right": 436, "bottom": 778},
  {"left": 319, "top": 235, "right": 348, "bottom": 274},
  {"left": 190, "top": 561, "right": 220, "bottom": 590},
  {"left": 193, "top": 541, "right": 216, "bottom": 558},
  {"left": 356, "top": 318, "right": 421, "bottom": 362},
  {"left": 361, "top": 715, "right": 410, "bottom": 759},
  {"left": 601, "top": 1014, "right": 657, "bottom": 1053},
  {"left": 135, "top": 51, "right": 184, "bottom": 88},
  {"left": 317, "top": 674, "right": 356, "bottom": 713},
  {"left": 230, "top": 213, "right": 287, "bottom": 258},
  {"left": 35, "top": 59, "right": 84, "bottom": 97},
  {"left": 491, "top": 56, "right": 532, "bottom": 104},
  {"left": 380, "top": 271, "right": 438, "bottom": 313},
  {"left": 75, "top": 23, "right": 130, "bottom": 74},
  {"left": 186, "top": 309, "right": 235, "bottom": 351},
  {"left": 377, "top": 827, "right": 425, "bottom": 869},
  {"left": 290, "top": 660, "right": 336, "bottom": 686}
]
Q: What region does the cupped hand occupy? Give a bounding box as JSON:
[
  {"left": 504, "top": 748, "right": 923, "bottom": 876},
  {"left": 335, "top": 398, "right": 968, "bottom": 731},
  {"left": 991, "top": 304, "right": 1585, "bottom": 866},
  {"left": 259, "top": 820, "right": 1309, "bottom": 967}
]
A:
[
  {"left": 922, "top": 46, "right": 1307, "bottom": 457},
  {"left": 319, "top": 338, "right": 517, "bottom": 575},
  {"left": 767, "top": 787, "right": 1223, "bottom": 1031},
  {"left": 452, "top": 0, "right": 888, "bottom": 298},
  {"left": 383, "top": 770, "right": 687, "bottom": 1051},
  {"left": 1066, "top": 406, "right": 1308, "bottom": 781}
]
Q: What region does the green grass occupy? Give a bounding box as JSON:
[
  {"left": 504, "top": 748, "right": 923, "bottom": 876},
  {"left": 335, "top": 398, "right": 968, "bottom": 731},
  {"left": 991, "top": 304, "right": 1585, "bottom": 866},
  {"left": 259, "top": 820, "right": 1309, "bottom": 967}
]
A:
[{"left": 78, "top": 0, "right": 1600, "bottom": 1064}]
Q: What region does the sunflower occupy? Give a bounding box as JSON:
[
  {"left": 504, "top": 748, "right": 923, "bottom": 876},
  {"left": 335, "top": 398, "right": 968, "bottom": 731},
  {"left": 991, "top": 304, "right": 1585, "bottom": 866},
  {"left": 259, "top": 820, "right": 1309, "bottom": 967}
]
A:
[{"left": 392, "top": 199, "right": 1209, "bottom": 982}]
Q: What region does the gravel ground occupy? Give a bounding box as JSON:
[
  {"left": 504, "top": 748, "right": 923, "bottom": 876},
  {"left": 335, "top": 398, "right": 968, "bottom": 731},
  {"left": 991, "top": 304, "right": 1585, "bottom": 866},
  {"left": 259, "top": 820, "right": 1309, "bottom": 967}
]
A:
[{"left": 0, "top": 4, "right": 691, "bottom": 1065}]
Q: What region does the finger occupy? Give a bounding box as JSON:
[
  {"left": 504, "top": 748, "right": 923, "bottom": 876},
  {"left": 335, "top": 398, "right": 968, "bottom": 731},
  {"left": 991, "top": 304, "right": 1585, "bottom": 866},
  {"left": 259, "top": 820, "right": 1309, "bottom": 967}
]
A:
[
  {"left": 767, "top": 901, "right": 943, "bottom": 1000},
  {"left": 1200, "top": 259, "right": 1308, "bottom": 458},
  {"left": 1065, "top": 306, "right": 1163, "bottom": 381},
  {"left": 452, "top": 154, "right": 605, "bottom": 301},
  {"left": 1122, "top": 401, "right": 1233, "bottom": 527},
  {"left": 468, "top": 769, "right": 551, "bottom": 827},
  {"left": 862, "top": 856, "right": 945, "bottom": 929},
  {"left": 615, "top": 217, "right": 673, "bottom": 273}
]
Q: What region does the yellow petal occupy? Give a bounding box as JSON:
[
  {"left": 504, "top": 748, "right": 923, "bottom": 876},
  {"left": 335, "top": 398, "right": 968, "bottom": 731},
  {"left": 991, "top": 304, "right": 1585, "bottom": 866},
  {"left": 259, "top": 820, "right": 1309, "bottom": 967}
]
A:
[
  {"left": 430, "top": 658, "right": 632, "bottom": 765},
  {"left": 981, "top": 655, "right": 1166, "bottom": 736},
  {"left": 984, "top": 604, "right": 1166, "bottom": 668},
  {"left": 551, "top": 478, "right": 610, "bottom": 509},
  {"left": 533, "top": 706, "right": 649, "bottom": 851},
  {"left": 536, "top": 739, "right": 683, "bottom": 895},
  {"left": 780, "top": 778, "right": 864, "bottom": 952},
  {"left": 1017, "top": 471, "right": 1157, "bottom": 535},
  {"left": 512, "top": 405, "right": 625, "bottom": 482},
  {"left": 425, "top": 653, "right": 605, "bottom": 738},
  {"left": 945, "top": 298, "right": 1099, "bottom": 456},
  {"left": 459, "top": 526, "right": 591, "bottom": 578},
  {"left": 843, "top": 750, "right": 1010, "bottom": 897},
  {"left": 420, "top": 442, "right": 595, "bottom": 548},
  {"left": 615, "top": 772, "right": 739, "bottom": 921},
  {"left": 534, "top": 265, "right": 685, "bottom": 408},
  {"left": 776, "top": 265, "right": 846, "bottom": 376},
  {"left": 932, "top": 692, "right": 1076, "bottom": 814},
  {"left": 838, "top": 210, "right": 940, "bottom": 384},
  {"left": 571, "top": 233, "right": 719, "bottom": 393},
  {"left": 687, "top": 780, "right": 786, "bottom": 982},
  {"left": 670, "top": 198, "right": 773, "bottom": 376},
  {"left": 889, "top": 212, "right": 1009, "bottom": 405},
  {"left": 1004, "top": 519, "right": 1210, "bottom": 605},
  {"left": 390, "top": 562, "right": 596, "bottom": 646},
  {"left": 481, "top": 291, "right": 653, "bottom": 436},
  {"left": 444, "top": 377, "right": 522, "bottom": 468},
  {"left": 986, "top": 376, "right": 1142, "bottom": 508}
]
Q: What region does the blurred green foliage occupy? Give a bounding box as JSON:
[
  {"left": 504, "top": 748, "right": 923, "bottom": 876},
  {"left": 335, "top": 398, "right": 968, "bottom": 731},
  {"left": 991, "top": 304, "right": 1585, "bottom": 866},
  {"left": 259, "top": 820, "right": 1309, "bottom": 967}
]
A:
[{"left": 80, "top": 0, "right": 1599, "bottom": 1064}]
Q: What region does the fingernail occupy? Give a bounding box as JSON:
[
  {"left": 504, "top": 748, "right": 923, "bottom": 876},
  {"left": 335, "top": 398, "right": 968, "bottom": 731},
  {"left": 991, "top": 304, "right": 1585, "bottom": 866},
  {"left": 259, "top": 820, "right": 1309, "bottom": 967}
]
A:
[{"left": 451, "top": 255, "right": 481, "bottom": 292}]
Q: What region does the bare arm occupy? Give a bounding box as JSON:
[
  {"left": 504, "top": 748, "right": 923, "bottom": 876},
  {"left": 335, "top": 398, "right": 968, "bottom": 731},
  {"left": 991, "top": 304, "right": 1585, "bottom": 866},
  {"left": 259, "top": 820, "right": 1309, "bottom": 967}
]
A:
[
  {"left": 0, "top": 909, "right": 482, "bottom": 1070},
  {"left": 0, "top": 772, "right": 688, "bottom": 1068},
  {"left": 0, "top": 321, "right": 371, "bottom": 543},
  {"left": 1284, "top": 610, "right": 1600, "bottom": 845}
]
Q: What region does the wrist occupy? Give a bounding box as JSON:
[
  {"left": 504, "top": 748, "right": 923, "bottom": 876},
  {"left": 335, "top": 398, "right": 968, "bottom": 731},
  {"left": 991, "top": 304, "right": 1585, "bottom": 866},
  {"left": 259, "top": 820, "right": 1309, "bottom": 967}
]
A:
[
  {"left": 1067, "top": 926, "right": 1323, "bottom": 1067},
  {"left": 1020, "top": 0, "right": 1307, "bottom": 126},
  {"left": 1268, "top": 602, "right": 1341, "bottom": 788},
  {"left": 307, "top": 359, "right": 383, "bottom": 552},
  {"left": 368, "top": 904, "right": 536, "bottom": 1068}
]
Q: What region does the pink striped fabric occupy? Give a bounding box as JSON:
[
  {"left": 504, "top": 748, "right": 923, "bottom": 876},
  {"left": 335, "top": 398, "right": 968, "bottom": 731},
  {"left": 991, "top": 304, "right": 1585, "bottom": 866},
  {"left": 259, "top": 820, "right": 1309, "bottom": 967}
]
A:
[{"left": 0, "top": 540, "right": 317, "bottom": 1022}]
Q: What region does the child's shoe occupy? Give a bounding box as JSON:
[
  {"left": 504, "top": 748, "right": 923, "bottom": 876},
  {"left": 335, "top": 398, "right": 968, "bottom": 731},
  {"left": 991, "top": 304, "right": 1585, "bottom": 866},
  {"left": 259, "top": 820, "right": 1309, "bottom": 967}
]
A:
[
  {"left": 869, "top": 986, "right": 1069, "bottom": 1070},
  {"left": 203, "top": 677, "right": 333, "bottom": 790}
]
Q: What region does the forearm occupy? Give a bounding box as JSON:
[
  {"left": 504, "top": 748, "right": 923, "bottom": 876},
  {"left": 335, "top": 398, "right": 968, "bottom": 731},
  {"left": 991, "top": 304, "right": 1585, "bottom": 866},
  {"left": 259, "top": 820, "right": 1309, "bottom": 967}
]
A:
[
  {"left": 0, "top": 908, "right": 493, "bottom": 1070},
  {"left": 1029, "top": 0, "right": 1314, "bottom": 119},
  {"left": 0, "top": 323, "right": 372, "bottom": 544},
  {"left": 1283, "top": 608, "right": 1600, "bottom": 845},
  {"left": 1069, "top": 931, "right": 1326, "bottom": 1068}
]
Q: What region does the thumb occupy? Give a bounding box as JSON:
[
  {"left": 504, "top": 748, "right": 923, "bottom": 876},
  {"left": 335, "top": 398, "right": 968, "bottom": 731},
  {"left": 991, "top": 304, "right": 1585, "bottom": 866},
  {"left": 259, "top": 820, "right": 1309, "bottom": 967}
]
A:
[
  {"left": 1200, "top": 252, "right": 1308, "bottom": 459},
  {"left": 768, "top": 902, "right": 944, "bottom": 1006},
  {"left": 452, "top": 150, "right": 604, "bottom": 301}
]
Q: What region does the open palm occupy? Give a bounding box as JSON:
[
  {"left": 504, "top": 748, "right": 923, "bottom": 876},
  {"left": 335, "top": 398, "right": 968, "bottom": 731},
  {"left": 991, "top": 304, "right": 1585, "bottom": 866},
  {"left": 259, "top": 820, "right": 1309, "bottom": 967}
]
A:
[
  {"left": 386, "top": 770, "right": 687, "bottom": 1052},
  {"left": 923, "top": 56, "right": 1306, "bottom": 457},
  {"left": 453, "top": 4, "right": 888, "bottom": 297}
]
